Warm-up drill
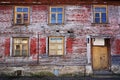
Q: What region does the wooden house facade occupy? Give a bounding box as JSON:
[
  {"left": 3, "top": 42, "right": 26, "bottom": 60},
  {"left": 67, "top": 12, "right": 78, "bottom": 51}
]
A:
[{"left": 0, "top": 0, "right": 120, "bottom": 75}]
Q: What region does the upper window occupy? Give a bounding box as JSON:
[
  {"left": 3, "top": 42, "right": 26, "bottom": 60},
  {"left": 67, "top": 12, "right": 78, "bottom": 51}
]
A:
[
  {"left": 49, "top": 7, "right": 64, "bottom": 24},
  {"left": 14, "top": 6, "right": 30, "bottom": 25},
  {"left": 93, "top": 5, "right": 107, "bottom": 23}
]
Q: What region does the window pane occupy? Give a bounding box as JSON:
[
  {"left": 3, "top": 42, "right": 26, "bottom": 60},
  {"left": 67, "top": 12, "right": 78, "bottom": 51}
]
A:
[
  {"left": 58, "top": 19, "right": 62, "bottom": 23},
  {"left": 22, "top": 50, "right": 27, "bottom": 56},
  {"left": 51, "top": 8, "right": 56, "bottom": 12},
  {"left": 22, "top": 39, "right": 28, "bottom": 43},
  {"left": 58, "top": 14, "right": 62, "bottom": 19},
  {"left": 17, "top": 8, "right": 22, "bottom": 12},
  {"left": 14, "top": 39, "right": 21, "bottom": 43},
  {"left": 95, "top": 8, "right": 100, "bottom": 12},
  {"left": 15, "top": 45, "right": 20, "bottom": 56},
  {"left": 95, "top": 13, "right": 100, "bottom": 17},
  {"left": 17, "top": 19, "right": 22, "bottom": 24},
  {"left": 23, "top": 8, "right": 28, "bottom": 12},
  {"left": 101, "top": 8, "right": 106, "bottom": 13},
  {"left": 95, "top": 18, "right": 100, "bottom": 23},
  {"left": 102, "top": 13, "right": 106, "bottom": 18},
  {"left": 51, "top": 20, "right": 56, "bottom": 23},
  {"left": 24, "top": 14, "right": 28, "bottom": 18},
  {"left": 17, "top": 14, "right": 22, "bottom": 18},
  {"left": 15, "top": 50, "right": 20, "bottom": 56},
  {"left": 24, "top": 19, "right": 28, "bottom": 24},
  {"left": 57, "top": 8, "right": 63, "bottom": 12},
  {"left": 16, "top": 45, "right": 20, "bottom": 50},
  {"left": 51, "top": 14, "right": 56, "bottom": 20},
  {"left": 102, "top": 18, "right": 106, "bottom": 23}
]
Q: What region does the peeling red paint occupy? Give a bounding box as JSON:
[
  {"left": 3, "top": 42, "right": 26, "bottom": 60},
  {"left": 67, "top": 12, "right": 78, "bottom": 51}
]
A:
[
  {"left": 115, "top": 39, "right": 120, "bottom": 54},
  {"left": 73, "top": 38, "right": 86, "bottom": 47},
  {"left": 40, "top": 38, "right": 46, "bottom": 54},
  {"left": 5, "top": 38, "right": 10, "bottom": 56},
  {"left": 66, "top": 38, "right": 73, "bottom": 53},
  {"left": 66, "top": 6, "right": 91, "bottom": 23},
  {"left": 32, "top": 5, "right": 47, "bottom": 11},
  {"left": 32, "top": 5, "right": 47, "bottom": 23},
  {"left": 30, "top": 38, "right": 37, "bottom": 55},
  {"left": 0, "top": 6, "right": 12, "bottom": 22}
]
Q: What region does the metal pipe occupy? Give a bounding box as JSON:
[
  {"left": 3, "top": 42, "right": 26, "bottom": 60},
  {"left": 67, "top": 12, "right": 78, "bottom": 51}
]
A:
[{"left": 37, "top": 33, "right": 39, "bottom": 64}]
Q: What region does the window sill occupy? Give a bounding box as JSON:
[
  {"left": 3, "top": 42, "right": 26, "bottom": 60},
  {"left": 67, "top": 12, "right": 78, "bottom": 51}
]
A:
[
  {"left": 48, "top": 55, "right": 64, "bottom": 57},
  {"left": 12, "top": 56, "right": 29, "bottom": 57},
  {"left": 48, "top": 23, "right": 64, "bottom": 26},
  {"left": 13, "top": 23, "right": 30, "bottom": 26},
  {"left": 91, "top": 23, "right": 110, "bottom": 26}
]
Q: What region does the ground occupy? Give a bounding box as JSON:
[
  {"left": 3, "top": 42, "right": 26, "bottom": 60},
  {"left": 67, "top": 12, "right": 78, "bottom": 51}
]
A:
[{"left": 0, "top": 75, "right": 120, "bottom": 80}]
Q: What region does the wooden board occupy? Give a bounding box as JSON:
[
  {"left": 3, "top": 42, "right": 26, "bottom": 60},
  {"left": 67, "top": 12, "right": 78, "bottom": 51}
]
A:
[{"left": 92, "top": 46, "right": 108, "bottom": 70}]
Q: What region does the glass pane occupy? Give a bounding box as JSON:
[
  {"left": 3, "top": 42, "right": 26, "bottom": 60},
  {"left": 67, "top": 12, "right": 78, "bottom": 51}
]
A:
[
  {"left": 101, "top": 8, "right": 106, "bottom": 13},
  {"left": 51, "top": 14, "right": 56, "bottom": 20},
  {"left": 24, "top": 14, "right": 28, "bottom": 18},
  {"left": 102, "top": 18, "right": 106, "bottom": 23},
  {"left": 17, "top": 19, "right": 22, "bottom": 24},
  {"left": 17, "top": 8, "right": 22, "bottom": 12},
  {"left": 50, "top": 38, "right": 56, "bottom": 43},
  {"left": 15, "top": 50, "right": 20, "bottom": 56},
  {"left": 23, "top": 8, "right": 28, "bottom": 12},
  {"left": 14, "top": 39, "right": 21, "bottom": 43},
  {"left": 58, "top": 45, "right": 62, "bottom": 49},
  {"left": 95, "top": 8, "right": 100, "bottom": 12},
  {"left": 24, "top": 19, "right": 28, "bottom": 24},
  {"left": 22, "top": 50, "right": 27, "bottom": 56},
  {"left": 58, "top": 14, "right": 62, "bottom": 19},
  {"left": 57, "top": 8, "right": 63, "bottom": 12},
  {"left": 22, "top": 45, "right": 27, "bottom": 50},
  {"left": 57, "top": 38, "right": 62, "bottom": 43},
  {"left": 95, "top": 13, "right": 100, "bottom": 17},
  {"left": 51, "top": 20, "right": 56, "bottom": 23},
  {"left": 51, "top": 14, "right": 56, "bottom": 23},
  {"left": 49, "top": 50, "right": 56, "bottom": 55},
  {"left": 49, "top": 45, "right": 56, "bottom": 49},
  {"left": 102, "top": 13, "right": 106, "bottom": 18},
  {"left": 16, "top": 45, "right": 20, "bottom": 50},
  {"left": 57, "top": 50, "right": 63, "bottom": 55},
  {"left": 58, "top": 19, "right": 62, "bottom": 24},
  {"left": 95, "top": 18, "right": 100, "bottom": 23},
  {"left": 17, "top": 14, "right": 22, "bottom": 18},
  {"left": 51, "top": 8, "right": 56, "bottom": 12}
]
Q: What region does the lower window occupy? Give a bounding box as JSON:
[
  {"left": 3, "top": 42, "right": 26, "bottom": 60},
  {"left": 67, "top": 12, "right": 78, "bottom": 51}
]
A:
[
  {"left": 49, "top": 37, "right": 64, "bottom": 56},
  {"left": 13, "top": 38, "right": 29, "bottom": 57}
]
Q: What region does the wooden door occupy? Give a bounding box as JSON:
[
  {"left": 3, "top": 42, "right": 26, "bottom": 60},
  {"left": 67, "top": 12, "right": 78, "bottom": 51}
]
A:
[{"left": 92, "top": 46, "right": 109, "bottom": 70}]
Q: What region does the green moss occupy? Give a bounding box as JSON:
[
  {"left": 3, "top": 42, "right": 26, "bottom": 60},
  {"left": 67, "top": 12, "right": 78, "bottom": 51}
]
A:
[
  {"left": 0, "top": 72, "right": 15, "bottom": 77},
  {"left": 30, "top": 71, "right": 55, "bottom": 77},
  {"left": 59, "top": 72, "right": 85, "bottom": 77}
]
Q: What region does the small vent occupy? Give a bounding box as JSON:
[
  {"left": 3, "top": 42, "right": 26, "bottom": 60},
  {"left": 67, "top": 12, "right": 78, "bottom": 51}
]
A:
[{"left": 15, "top": 70, "right": 22, "bottom": 76}]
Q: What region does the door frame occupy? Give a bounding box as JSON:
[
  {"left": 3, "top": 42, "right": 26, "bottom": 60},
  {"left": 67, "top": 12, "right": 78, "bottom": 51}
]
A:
[{"left": 91, "top": 37, "right": 111, "bottom": 71}]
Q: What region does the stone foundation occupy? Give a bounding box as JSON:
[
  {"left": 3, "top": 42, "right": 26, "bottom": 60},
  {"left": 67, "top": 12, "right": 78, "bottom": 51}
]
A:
[
  {"left": 0, "top": 65, "right": 85, "bottom": 76},
  {"left": 111, "top": 65, "right": 120, "bottom": 74}
]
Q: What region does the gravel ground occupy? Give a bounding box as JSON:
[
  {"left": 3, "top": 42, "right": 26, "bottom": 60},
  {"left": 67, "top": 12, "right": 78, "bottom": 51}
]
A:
[{"left": 0, "top": 76, "right": 120, "bottom": 80}]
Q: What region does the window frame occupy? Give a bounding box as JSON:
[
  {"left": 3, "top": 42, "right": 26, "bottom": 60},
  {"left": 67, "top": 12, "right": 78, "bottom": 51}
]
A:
[
  {"left": 13, "top": 37, "right": 29, "bottom": 57},
  {"left": 93, "top": 5, "right": 108, "bottom": 24},
  {"left": 49, "top": 6, "right": 64, "bottom": 25},
  {"left": 48, "top": 36, "right": 64, "bottom": 56},
  {"left": 14, "top": 6, "right": 30, "bottom": 25}
]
